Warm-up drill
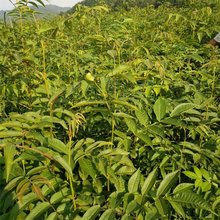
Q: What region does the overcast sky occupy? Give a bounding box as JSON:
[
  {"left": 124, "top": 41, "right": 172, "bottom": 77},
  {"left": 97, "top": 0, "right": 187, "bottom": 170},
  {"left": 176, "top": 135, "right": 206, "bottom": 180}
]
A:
[{"left": 0, "top": 0, "right": 82, "bottom": 10}]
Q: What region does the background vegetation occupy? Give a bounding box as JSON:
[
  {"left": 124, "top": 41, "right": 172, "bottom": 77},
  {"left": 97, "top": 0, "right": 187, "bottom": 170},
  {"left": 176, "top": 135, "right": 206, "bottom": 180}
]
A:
[{"left": 0, "top": 0, "right": 220, "bottom": 219}]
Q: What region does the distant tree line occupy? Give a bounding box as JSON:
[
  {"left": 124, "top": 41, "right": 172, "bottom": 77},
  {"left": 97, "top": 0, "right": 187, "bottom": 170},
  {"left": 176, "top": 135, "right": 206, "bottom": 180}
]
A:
[{"left": 67, "top": 0, "right": 185, "bottom": 13}]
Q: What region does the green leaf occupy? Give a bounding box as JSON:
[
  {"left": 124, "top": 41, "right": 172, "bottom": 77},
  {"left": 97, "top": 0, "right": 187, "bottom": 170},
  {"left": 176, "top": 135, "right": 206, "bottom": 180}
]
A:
[
  {"left": 100, "top": 76, "right": 107, "bottom": 97},
  {"left": 135, "top": 109, "right": 149, "bottom": 127},
  {"left": 46, "top": 212, "right": 58, "bottom": 220},
  {"left": 8, "top": 205, "right": 19, "bottom": 220},
  {"left": 170, "top": 103, "right": 196, "bottom": 117},
  {"left": 98, "top": 149, "right": 129, "bottom": 157},
  {"left": 141, "top": 167, "right": 158, "bottom": 196},
  {"left": 40, "top": 116, "right": 68, "bottom": 130},
  {"left": 0, "top": 213, "right": 10, "bottom": 220},
  {"left": 193, "top": 166, "right": 202, "bottom": 179},
  {"left": 183, "top": 171, "right": 198, "bottom": 179},
  {"left": 71, "top": 101, "right": 106, "bottom": 109},
  {"left": 0, "top": 121, "right": 30, "bottom": 130},
  {"left": 112, "top": 100, "right": 138, "bottom": 111},
  {"left": 82, "top": 205, "right": 100, "bottom": 220},
  {"left": 53, "top": 155, "right": 73, "bottom": 176},
  {"left": 173, "top": 183, "right": 194, "bottom": 194},
  {"left": 78, "top": 158, "right": 97, "bottom": 179},
  {"left": 212, "top": 195, "right": 220, "bottom": 210},
  {"left": 0, "top": 176, "right": 23, "bottom": 203},
  {"left": 123, "top": 193, "right": 134, "bottom": 211},
  {"left": 155, "top": 198, "right": 170, "bottom": 216},
  {"left": 26, "top": 131, "right": 45, "bottom": 145},
  {"left": 28, "top": 1, "right": 39, "bottom": 8},
  {"left": 201, "top": 181, "right": 211, "bottom": 192},
  {"left": 147, "top": 125, "right": 165, "bottom": 137},
  {"left": 161, "top": 117, "right": 185, "bottom": 126},
  {"left": 113, "top": 112, "right": 134, "bottom": 119},
  {"left": 37, "top": 26, "right": 56, "bottom": 34},
  {"left": 153, "top": 97, "right": 167, "bottom": 121},
  {"left": 124, "top": 118, "right": 137, "bottom": 134},
  {"left": 0, "top": 131, "right": 23, "bottom": 138},
  {"left": 200, "top": 168, "right": 211, "bottom": 181},
  {"left": 99, "top": 209, "right": 115, "bottom": 220},
  {"left": 172, "top": 191, "right": 215, "bottom": 214},
  {"left": 50, "top": 188, "right": 69, "bottom": 204},
  {"left": 136, "top": 131, "right": 152, "bottom": 146},
  {"left": 85, "top": 141, "right": 112, "bottom": 153},
  {"left": 126, "top": 200, "right": 140, "bottom": 214},
  {"left": 36, "top": 0, "right": 45, "bottom": 7},
  {"left": 48, "top": 138, "right": 68, "bottom": 155},
  {"left": 128, "top": 169, "right": 141, "bottom": 193},
  {"left": 157, "top": 170, "right": 179, "bottom": 197},
  {"left": 145, "top": 207, "right": 159, "bottom": 220},
  {"left": 121, "top": 214, "right": 133, "bottom": 220},
  {"left": 109, "top": 192, "right": 125, "bottom": 209},
  {"left": 48, "top": 87, "right": 65, "bottom": 106},
  {"left": 81, "top": 80, "right": 89, "bottom": 97},
  {"left": 25, "top": 202, "right": 51, "bottom": 220},
  {"left": 167, "top": 199, "right": 186, "bottom": 218},
  {"left": 4, "top": 143, "right": 16, "bottom": 182},
  {"left": 18, "top": 192, "right": 39, "bottom": 209}
]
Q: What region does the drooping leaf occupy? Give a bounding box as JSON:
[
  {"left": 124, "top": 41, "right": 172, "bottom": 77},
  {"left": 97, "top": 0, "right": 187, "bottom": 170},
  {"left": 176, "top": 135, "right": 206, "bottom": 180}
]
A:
[
  {"left": 31, "top": 184, "right": 44, "bottom": 201},
  {"left": 53, "top": 155, "right": 73, "bottom": 176}
]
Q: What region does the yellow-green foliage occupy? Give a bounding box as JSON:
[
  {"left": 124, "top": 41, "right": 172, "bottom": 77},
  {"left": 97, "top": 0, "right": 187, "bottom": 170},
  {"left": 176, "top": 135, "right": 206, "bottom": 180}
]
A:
[{"left": 0, "top": 0, "right": 220, "bottom": 219}]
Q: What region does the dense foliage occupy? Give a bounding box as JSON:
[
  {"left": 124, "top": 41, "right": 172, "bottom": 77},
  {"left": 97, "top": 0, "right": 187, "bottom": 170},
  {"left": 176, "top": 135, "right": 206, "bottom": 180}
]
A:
[
  {"left": 67, "top": 0, "right": 183, "bottom": 13},
  {"left": 0, "top": 0, "right": 220, "bottom": 219}
]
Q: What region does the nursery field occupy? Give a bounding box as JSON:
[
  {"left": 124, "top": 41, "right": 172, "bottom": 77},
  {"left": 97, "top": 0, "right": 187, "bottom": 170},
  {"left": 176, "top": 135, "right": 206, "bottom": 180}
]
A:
[{"left": 0, "top": 0, "right": 220, "bottom": 219}]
